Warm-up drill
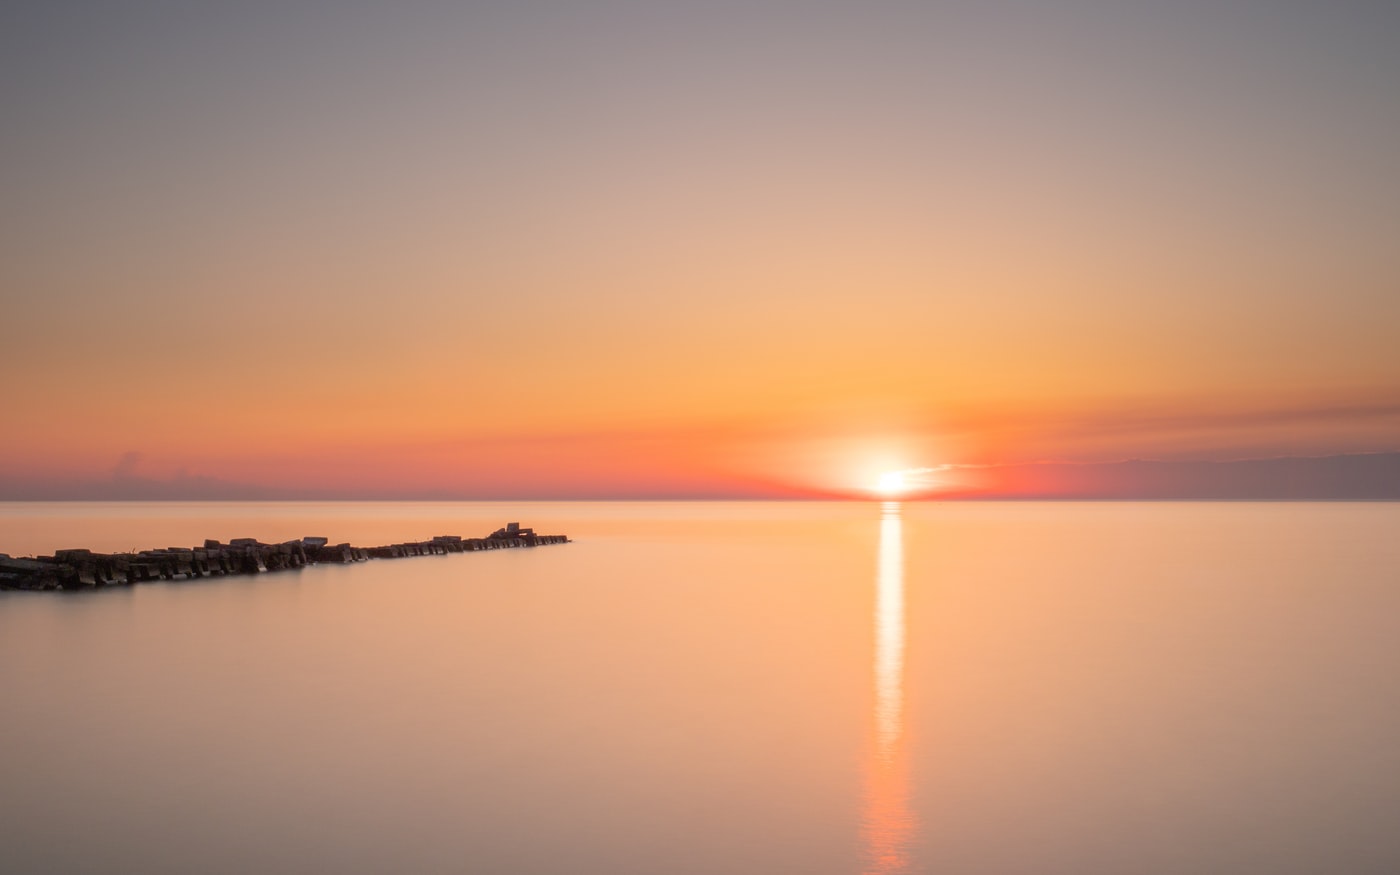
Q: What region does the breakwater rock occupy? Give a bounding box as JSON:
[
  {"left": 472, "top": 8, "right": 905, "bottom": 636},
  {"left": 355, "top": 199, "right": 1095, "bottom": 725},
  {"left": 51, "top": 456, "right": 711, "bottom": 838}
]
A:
[{"left": 0, "top": 523, "right": 568, "bottom": 591}]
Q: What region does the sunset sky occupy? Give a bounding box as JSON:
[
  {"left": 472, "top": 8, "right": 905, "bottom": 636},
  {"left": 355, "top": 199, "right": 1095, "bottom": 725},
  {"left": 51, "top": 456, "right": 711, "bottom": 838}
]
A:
[{"left": 3, "top": 1, "right": 1398, "bottom": 498}]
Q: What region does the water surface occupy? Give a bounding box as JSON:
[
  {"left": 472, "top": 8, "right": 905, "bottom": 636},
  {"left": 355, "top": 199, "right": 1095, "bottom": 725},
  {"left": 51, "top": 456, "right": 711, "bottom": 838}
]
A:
[{"left": 2, "top": 501, "right": 1398, "bottom": 874}]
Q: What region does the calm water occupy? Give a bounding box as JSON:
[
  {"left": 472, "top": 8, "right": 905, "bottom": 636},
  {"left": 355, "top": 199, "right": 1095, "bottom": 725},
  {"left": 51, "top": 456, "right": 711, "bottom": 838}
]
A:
[{"left": 2, "top": 501, "right": 1399, "bottom": 875}]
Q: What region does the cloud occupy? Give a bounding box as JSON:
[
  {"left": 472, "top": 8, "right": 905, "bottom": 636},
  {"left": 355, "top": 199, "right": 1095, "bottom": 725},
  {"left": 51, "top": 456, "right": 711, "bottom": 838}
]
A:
[
  {"left": 937, "top": 452, "right": 1400, "bottom": 500},
  {"left": 112, "top": 451, "right": 144, "bottom": 480}
]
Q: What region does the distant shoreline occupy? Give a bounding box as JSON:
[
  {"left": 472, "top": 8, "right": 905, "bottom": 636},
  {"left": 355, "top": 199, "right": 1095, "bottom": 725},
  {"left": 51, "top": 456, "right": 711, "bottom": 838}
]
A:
[{"left": 2, "top": 452, "right": 1396, "bottom": 501}]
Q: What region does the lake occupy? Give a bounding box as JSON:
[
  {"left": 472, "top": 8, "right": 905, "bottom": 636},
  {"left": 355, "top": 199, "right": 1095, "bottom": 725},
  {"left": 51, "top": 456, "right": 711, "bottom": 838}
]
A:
[{"left": 2, "top": 501, "right": 1398, "bottom": 874}]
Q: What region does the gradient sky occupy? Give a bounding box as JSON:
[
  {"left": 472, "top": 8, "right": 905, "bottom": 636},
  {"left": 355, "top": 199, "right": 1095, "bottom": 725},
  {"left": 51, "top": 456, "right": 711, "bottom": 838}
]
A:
[{"left": 3, "top": 1, "right": 1398, "bottom": 498}]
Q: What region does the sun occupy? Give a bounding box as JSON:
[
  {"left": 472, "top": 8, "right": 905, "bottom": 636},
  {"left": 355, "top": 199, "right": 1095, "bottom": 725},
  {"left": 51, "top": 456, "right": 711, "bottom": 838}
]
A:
[
  {"left": 874, "top": 465, "right": 947, "bottom": 497},
  {"left": 876, "top": 470, "right": 909, "bottom": 496}
]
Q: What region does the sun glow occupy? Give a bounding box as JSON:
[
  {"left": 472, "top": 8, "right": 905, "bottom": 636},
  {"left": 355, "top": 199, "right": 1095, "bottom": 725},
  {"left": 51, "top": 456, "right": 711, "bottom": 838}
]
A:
[
  {"left": 877, "top": 470, "right": 909, "bottom": 495},
  {"left": 874, "top": 466, "right": 946, "bottom": 497}
]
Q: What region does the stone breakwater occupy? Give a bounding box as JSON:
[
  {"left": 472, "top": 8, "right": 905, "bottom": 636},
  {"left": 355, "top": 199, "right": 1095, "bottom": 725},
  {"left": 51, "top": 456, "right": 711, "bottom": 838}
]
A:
[{"left": 0, "top": 523, "right": 568, "bottom": 591}]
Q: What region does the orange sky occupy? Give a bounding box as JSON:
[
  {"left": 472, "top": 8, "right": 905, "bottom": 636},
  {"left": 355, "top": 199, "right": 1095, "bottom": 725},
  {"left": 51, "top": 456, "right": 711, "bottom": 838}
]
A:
[{"left": 3, "top": 2, "right": 1398, "bottom": 498}]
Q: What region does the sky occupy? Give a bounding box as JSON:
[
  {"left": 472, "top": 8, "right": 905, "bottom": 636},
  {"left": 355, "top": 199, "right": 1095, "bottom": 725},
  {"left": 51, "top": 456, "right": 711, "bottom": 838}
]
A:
[{"left": 2, "top": 0, "right": 1398, "bottom": 499}]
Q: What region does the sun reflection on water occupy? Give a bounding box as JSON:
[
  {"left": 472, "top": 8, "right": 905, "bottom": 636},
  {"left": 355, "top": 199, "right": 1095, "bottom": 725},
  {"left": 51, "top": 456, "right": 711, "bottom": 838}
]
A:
[{"left": 863, "top": 500, "right": 916, "bottom": 874}]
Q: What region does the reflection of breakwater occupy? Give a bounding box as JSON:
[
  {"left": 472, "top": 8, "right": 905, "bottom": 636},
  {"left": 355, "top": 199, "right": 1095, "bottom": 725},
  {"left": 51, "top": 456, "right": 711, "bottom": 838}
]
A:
[
  {"left": 862, "top": 501, "right": 915, "bottom": 875},
  {"left": 0, "top": 523, "right": 568, "bottom": 591}
]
